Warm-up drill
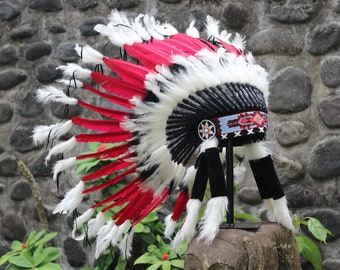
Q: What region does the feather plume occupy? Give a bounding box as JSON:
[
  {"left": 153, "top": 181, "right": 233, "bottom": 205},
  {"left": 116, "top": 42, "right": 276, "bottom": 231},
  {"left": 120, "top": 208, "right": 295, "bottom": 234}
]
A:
[
  {"left": 36, "top": 87, "right": 77, "bottom": 105},
  {"left": 119, "top": 230, "right": 134, "bottom": 259},
  {"left": 71, "top": 208, "right": 95, "bottom": 238},
  {"left": 57, "top": 63, "right": 92, "bottom": 79},
  {"left": 186, "top": 20, "right": 200, "bottom": 38},
  {"left": 75, "top": 44, "right": 104, "bottom": 64},
  {"left": 53, "top": 181, "right": 84, "bottom": 214},
  {"left": 53, "top": 157, "right": 76, "bottom": 181},
  {"left": 205, "top": 15, "right": 220, "bottom": 38},
  {"left": 87, "top": 211, "right": 106, "bottom": 238},
  {"left": 45, "top": 136, "right": 77, "bottom": 163}
]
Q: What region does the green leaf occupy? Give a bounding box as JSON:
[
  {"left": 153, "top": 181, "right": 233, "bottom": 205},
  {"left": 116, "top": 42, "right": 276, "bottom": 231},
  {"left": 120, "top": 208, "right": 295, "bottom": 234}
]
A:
[
  {"left": 34, "top": 232, "right": 57, "bottom": 247},
  {"left": 133, "top": 223, "right": 145, "bottom": 233},
  {"left": 10, "top": 241, "right": 23, "bottom": 251},
  {"left": 296, "top": 234, "right": 322, "bottom": 270},
  {"left": 161, "top": 260, "right": 171, "bottom": 270},
  {"left": 134, "top": 253, "right": 159, "bottom": 265},
  {"left": 292, "top": 214, "right": 301, "bottom": 231},
  {"left": 234, "top": 212, "right": 261, "bottom": 222},
  {"left": 26, "top": 230, "right": 36, "bottom": 246},
  {"left": 32, "top": 230, "right": 46, "bottom": 243},
  {"left": 146, "top": 262, "right": 162, "bottom": 270},
  {"left": 114, "top": 257, "right": 127, "bottom": 270},
  {"left": 9, "top": 255, "right": 32, "bottom": 268},
  {"left": 21, "top": 249, "right": 34, "bottom": 265},
  {"left": 0, "top": 251, "right": 20, "bottom": 266},
  {"left": 40, "top": 248, "right": 60, "bottom": 264},
  {"left": 307, "top": 218, "right": 331, "bottom": 243},
  {"left": 138, "top": 232, "right": 156, "bottom": 244},
  {"left": 170, "top": 259, "right": 184, "bottom": 269},
  {"left": 36, "top": 262, "right": 62, "bottom": 270}
]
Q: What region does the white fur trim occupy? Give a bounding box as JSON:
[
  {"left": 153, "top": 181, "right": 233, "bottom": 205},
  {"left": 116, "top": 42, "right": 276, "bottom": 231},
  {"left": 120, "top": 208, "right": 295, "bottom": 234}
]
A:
[
  {"left": 244, "top": 142, "right": 271, "bottom": 161},
  {"left": 88, "top": 211, "right": 105, "bottom": 239},
  {"left": 32, "top": 120, "right": 73, "bottom": 146},
  {"left": 45, "top": 136, "right": 77, "bottom": 163},
  {"left": 53, "top": 181, "right": 84, "bottom": 214},
  {"left": 57, "top": 63, "right": 91, "bottom": 79},
  {"left": 172, "top": 199, "right": 201, "bottom": 254},
  {"left": 198, "top": 196, "right": 228, "bottom": 245},
  {"left": 36, "top": 87, "right": 78, "bottom": 105},
  {"left": 164, "top": 215, "right": 177, "bottom": 239},
  {"left": 71, "top": 208, "right": 95, "bottom": 238},
  {"left": 182, "top": 166, "right": 197, "bottom": 193},
  {"left": 75, "top": 44, "right": 104, "bottom": 65},
  {"left": 272, "top": 196, "right": 295, "bottom": 231},
  {"left": 199, "top": 137, "right": 219, "bottom": 153},
  {"left": 263, "top": 198, "right": 275, "bottom": 222}
]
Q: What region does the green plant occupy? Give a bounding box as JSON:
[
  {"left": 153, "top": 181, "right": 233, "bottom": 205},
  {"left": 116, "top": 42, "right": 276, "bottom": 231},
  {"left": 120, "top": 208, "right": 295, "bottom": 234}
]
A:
[
  {"left": 0, "top": 230, "right": 61, "bottom": 270},
  {"left": 292, "top": 214, "right": 332, "bottom": 270}
]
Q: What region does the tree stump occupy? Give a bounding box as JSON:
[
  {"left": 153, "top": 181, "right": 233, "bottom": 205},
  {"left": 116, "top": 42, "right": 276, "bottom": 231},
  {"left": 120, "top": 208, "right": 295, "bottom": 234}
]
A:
[{"left": 184, "top": 222, "right": 301, "bottom": 270}]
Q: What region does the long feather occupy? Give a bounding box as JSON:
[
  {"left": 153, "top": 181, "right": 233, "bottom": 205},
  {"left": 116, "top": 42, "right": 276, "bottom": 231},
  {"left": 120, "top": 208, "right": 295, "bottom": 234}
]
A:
[
  {"left": 76, "top": 143, "right": 129, "bottom": 160},
  {"left": 75, "top": 132, "right": 133, "bottom": 143},
  {"left": 72, "top": 117, "right": 124, "bottom": 133}
]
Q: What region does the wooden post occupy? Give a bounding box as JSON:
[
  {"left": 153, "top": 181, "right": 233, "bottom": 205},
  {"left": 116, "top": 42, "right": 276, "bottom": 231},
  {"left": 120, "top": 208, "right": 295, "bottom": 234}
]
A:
[{"left": 185, "top": 222, "right": 301, "bottom": 270}]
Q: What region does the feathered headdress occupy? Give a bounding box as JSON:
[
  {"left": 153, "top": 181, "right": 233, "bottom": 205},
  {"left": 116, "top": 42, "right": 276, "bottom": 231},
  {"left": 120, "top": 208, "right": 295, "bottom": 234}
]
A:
[{"left": 33, "top": 10, "right": 293, "bottom": 259}]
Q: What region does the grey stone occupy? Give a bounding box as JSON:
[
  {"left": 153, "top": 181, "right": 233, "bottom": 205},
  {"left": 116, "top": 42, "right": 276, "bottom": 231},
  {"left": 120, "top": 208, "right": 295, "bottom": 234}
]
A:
[
  {"left": 0, "top": 69, "right": 27, "bottom": 90},
  {"left": 10, "top": 180, "right": 32, "bottom": 201},
  {"left": 302, "top": 209, "right": 340, "bottom": 241},
  {"left": 274, "top": 157, "right": 305, "bottom": 186},
  {"left": 57, "top": 42, "right": 79, "bottom": 62},
  {"left": 25, "top": 41, "right": 52, "bottom": 61},
  {"left": 238, "top": 186, "right": 262, "bottom": 205},
  {"left": 0, "top": 146, "right": 4, "bottom": 154},
  {"left": 36, "top": 62, "right": 62, "bottom": 84},
  {"left": 285, "top": 184, "right": 318, "bottom": 208},
  {"left": 0, "top": 183, "right": 4, "bottom": 194},
  {"left": 309, "top": 135, "right": 340, "bottom": 180},
  {"left": 333, "top": 0, "right": 340, "bottom": 13},
  {"left": 0, "top": 2, "right": 21, "bottom": 21},
  {"left": 0, "top": 44, "right": 17, "bottom": 65},
  {"left": 320, "top": 56, "right": 340, "bottom": 87},
  {"left": 51, "top": 102, "right": 82, "bottom": 119},
  {"left": 0, "top": 101, "right": 13, "bottom": 123},
  {"left": 10, "top": 126, "right": 37, "bottom": 153},
  {"left": 274, "top": 120, "right": 310, "bottom": 147},
  {"left": 323, "top": 259, "right": 340, "bottom": 270},
  {"left": 106, "top": 0, "right": 141, "bottom": 9},
  {"left": 307, "top": 22, "right": 340, "bottom": 55},
  {"left": 49, "top": 23, "right": 66, "bottom": 34},
  {"left": 269, "top": 67, "right": 313, "bottom": 113},
  {"left": 1, "top": 212, "right": 27, "bottom": 241},
  {"left": 71, "top": 0, "right": 98, "bottom": 10},
  {"left": 247, "top": 28, "right": 303, "bottom": 56},
  {"left": 32, "top": 204, "right": 57, "bottom": 222},
  {"left": 18, "top": 92, "right": 44, "bottom": 117},
  {"left": 222, "top": 3, "right": 248, "bottom": 29},
  {"left": 28, "top": 0, "right": 62, "bottom": 12},
  {"left": 319, "top": 95, "right": 340, "bottom": 128},
  {"left": 269, "top": 0, "right": 320, "bottom": 23},
  {"left": 0, "top": 155, "right": 18, "bottom": 176},
  {"left": 80, "top": 17, "right": 106, "bottom": 37},
  {"left": 29, "top": 152, "right": 55, "bottom": 177},
  {"left": 63, "top": 237, "right": 86, "bottom": 267},
  {"left": 159, "top": 0, "right": 182, "bottom": 3},
  {"left": 9, "top": 25, "right": 35, "bottom": 40}
]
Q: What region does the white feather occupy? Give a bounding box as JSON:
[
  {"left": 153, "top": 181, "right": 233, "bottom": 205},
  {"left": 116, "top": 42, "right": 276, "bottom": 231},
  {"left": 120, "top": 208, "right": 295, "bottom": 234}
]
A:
[
  {"left": 53, "top": 181, "right": 84, "bottom": 214},
  {"left": 143, "top": 14, "right": 164, "bottom": 40},
  {"left": 164, "top": 215, "right": 177, "bottom": 239},
  {"left": 32, "top": 120, "right": 73, "bottom": 146},
  {"left": 75, "top": 44, "right": 104, "bottom": 65},
  {"left": 36, "top": 87, "right": 78, "bottom": 105},
  {"left": 205, "top": 15, "right": 220, "bottom": 38},
  {"left": 57, "top": 63, "right": 91, "bottom": 79},
  {"left": 57, "top": 78, "right": 83, "bottom": 88},
  {"left": 108, "top": 9, "right": 130, "bottom": 25},
  {"left": 53, "top": 157, "right": 77, "bottom": 181},
  {"left": 132, "top": 14, "right": 151, "bottom": 41},
  {"left": 231, "top": 33, "right": 246, "bottom": 51},
  {"left": 88, "top": 211, "right": 106, "bottom": 239},
  {"left": 198, "top": 196, "right": 228, "bottom": 245},
  {"left": 111, "top": 221, "right": 131, "bottom": 246},
  {"left": 95, "top": 220, "right": 115, "bottom": 259},
  {"left": 186, "top": 20, "right": 200, "bottom": 38},
  {"left": 172, "top": 199, "right": 201, "bottom": 254},
  {"left": 119, "top": 231, "right": 134, "bottom": 259},
  {"left": 45, "top": 136, "right": 77, "bottom": 163},
  {"left": 71, "top": 208, "right": 95, "bottom": 238}
]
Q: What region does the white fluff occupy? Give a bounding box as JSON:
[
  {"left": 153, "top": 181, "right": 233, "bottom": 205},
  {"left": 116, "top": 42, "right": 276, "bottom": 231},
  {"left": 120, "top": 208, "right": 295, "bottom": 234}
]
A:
[
  {"left": 53, "top": 181, "right": 84, "bottom": 214},
  {"left": 199, "top": 137, "right": 219, "bottom": 153},
  {"left": 198, "top": 196, "right": 228, "bottom": 245},
  {"left": 111, "top": 221, "right": 131, "bottom": 246},
  {"left": 57, "top": 78, "right": 83, "bottom": 88},
  {"left": 164, "top": 214, "right": 177, "bottom": 239},
  {"left": 75, "top": 44, "right": 104, "bottom": 65},
  {"left": 205, "top": 15, "right": 220, "bottom": 38},
  {"left": 53, "top": 156, "right": 76, "bottom": 181},
  {"left": 119, "top": 230, "right": 134, "bottom": 259},
  {"left": 95, "top": 220, "right": 115, "bottom": 259},
  {"left": 182, "top": 166, "right": 197, "bottom": 193},
  {"left": 132, "top": 14, "right": 151, "bottom": 41},
  {"left": 143, "top": 14, "right": 165, "bottom": 40},
  {"left": 263, "top": 198, "right": 275, "bottom": 222},
  {"left": 272, "top": 197, "right": 295, "bottom": 231},
  {"left": 57, "top": 63, "right": 91, "bottom": 79},
  {"left": 32, "top": 120, "right": 73, "bottom": 146},
  {"left": 231, "top": 33, "right": 246, "bottom": 51},
  {"left": 71, "top": 208, "right": 95, "bottom": 238},
  {"left": 45, "top": 136, "right": 77, "bottom": 163},
  {"left": 88, "top": 211, "right": 106, "bottom": 239},
  {"left": 244, "top": 141, "right": 271, "bottom": 161},
  {"left": 186, "top": 20, "right": 200, "bottom": 38},
  {"left": 36, "top": 87, "right": 78, "bottom": 105},
  {"left": 172, "top": 199, "right": 201, "bottom": 254}
]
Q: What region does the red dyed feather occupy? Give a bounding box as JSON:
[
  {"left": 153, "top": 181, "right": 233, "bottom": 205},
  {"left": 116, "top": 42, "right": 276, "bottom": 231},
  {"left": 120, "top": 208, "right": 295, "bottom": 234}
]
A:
[
  {"left": 77, "top": 100, "right": 129, "bottom": 121},
  {"left": 76, "top": 132, "right": 133, "bottom": 143},
  {"left": 72, "top": 117, "right": 124, "bottom": 133},
  {"left": 76, "top": 143, "right": 129, "bottom": 160},
  {"left": 171, "top": 190, "right": 190, "bottom": 221},
  {"left": 216, "top": 38, "right": 242, "bottom": 56},
  {"left": 83, "top": 83, "right": 133, "bottom": 109}
]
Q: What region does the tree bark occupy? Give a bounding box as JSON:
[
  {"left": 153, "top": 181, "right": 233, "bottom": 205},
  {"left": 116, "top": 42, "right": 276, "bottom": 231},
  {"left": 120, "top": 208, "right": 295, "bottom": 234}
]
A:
[{"left": 185, "top": 222, "right": 301, "bottom": 270}]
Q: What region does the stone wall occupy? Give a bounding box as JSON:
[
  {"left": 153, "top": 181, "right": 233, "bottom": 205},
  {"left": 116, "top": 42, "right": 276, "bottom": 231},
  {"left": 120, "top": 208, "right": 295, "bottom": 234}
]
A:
[{"left": 0, "top": 0, "right": 339, "bottom": 269}]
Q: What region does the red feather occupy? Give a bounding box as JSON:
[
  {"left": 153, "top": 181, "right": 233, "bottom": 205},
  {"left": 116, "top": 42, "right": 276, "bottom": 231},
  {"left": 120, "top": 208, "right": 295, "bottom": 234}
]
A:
[
  {"left": 83, "top": 165, "right": 138, "bottom": 193},
  {"left": 216, "top": 38, "right": 242, "bottom": 56},
  {"left": 171, "top": 190, "right": 190, "bottom": 221},
  {"left": 77, "top": 99, "right": 129, "bottom": 121},
  {"left": 170, "top": 33, "right": 217, "bottom": 52},
  {"left": 76, "top": 143, "right": 129, "bottom": 160},
  {"left": 76, "top": 132, "right": 133, "bottom": 143},
  {"left": 82, "top": 154, "right": 134, "bottom": 181},
  {"left": 83, "top": 83, "right": 133, "bottom": 109},
  {"left": 91, "top": 72, "right": 146, "bottom": 99},
  {"left": 72, "top": 117, "right": 124, "bottom": 133},
  {"left": 103, "top": 57, "right": 149, "bottom": 88},
  {"left": 147, "top": 39, "right": 187, "bottom": 56}
]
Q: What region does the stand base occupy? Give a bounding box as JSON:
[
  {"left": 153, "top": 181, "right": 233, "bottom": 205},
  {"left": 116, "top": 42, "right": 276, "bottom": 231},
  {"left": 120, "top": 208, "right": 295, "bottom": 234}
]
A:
[{"left": 220, "top": 222, "right": 262, "bottom": 230}]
